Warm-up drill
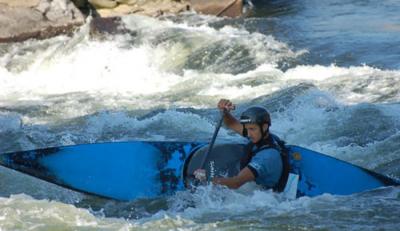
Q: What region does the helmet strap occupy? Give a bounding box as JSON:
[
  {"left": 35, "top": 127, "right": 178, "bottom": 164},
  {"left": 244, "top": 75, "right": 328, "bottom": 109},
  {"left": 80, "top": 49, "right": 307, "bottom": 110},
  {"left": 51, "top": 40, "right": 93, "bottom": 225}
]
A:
[
  {"left": 242, "top": 124, "right": 248, "bottom": 137},
  {"left": 258, "top": 123, "right": 269, "bottom": 142}
]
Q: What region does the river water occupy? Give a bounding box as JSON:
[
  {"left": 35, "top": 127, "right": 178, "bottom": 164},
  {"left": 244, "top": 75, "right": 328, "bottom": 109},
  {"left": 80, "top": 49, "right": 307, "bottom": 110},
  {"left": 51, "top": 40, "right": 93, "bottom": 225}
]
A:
[{"left": 1, "top": 0, "right": 400, "bottom": 230}]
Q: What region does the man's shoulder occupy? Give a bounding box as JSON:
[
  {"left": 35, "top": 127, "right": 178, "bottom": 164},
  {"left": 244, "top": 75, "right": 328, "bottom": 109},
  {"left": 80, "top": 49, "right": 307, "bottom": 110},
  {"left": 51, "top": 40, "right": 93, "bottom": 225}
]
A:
[
  {"left": 254, "top": 147, "right": 280, "bottom": 160},
  {"left": 258, "top": 147, "right": 280, "bottom": 155}
]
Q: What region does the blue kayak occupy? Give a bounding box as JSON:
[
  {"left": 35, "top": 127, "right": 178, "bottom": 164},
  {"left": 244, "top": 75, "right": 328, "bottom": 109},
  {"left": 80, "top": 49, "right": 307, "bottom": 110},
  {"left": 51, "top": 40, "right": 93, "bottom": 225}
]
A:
[{"left": 0, "top": 141, "right": 398, "bottom": 201}]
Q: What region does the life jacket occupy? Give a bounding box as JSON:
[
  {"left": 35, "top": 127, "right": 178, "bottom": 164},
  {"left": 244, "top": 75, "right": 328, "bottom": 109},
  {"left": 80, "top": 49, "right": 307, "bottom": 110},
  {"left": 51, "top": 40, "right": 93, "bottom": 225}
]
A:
[{"left": 240, "top": 134, "right": 290, "bottom": 192}]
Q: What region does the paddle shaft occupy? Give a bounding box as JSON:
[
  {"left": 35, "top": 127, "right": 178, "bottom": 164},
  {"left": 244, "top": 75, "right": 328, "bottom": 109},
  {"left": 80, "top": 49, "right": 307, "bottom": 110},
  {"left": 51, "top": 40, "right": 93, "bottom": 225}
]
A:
[{"left": 199, "top": 111, "right": 225, "bottom": 169}]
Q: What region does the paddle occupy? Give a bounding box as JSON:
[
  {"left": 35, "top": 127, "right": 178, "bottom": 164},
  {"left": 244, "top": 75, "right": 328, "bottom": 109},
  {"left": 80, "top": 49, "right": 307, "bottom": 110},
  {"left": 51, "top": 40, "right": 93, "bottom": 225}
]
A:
[
  {"left": 198, "top": 110, "right": 225, "bottom": 170},
  {"left": 188, "top": 109, "right": 228, "bottom": 186}
]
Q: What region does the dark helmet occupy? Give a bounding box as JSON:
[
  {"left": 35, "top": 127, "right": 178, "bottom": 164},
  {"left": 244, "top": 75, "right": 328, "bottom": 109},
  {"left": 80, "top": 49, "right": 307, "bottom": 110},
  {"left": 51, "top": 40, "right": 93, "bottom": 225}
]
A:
[{"left": 239, "top": 106, "right": 271, "bottom": 126}]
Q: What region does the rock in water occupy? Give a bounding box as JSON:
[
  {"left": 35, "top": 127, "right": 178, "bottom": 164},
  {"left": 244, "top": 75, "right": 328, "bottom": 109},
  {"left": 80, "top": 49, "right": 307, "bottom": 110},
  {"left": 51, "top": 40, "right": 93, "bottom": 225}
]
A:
[
  {"left": 88, "top": 0, "right": 118, "bottom": 9},
  {"left": 93, "top": 0, "right": 191, "bottom": 18},
  {"left": 190, "top": 0, "right": 243, "bottom": 17},
  {"left": 0, "top": 0, "right": 85, "bottom": 43}
]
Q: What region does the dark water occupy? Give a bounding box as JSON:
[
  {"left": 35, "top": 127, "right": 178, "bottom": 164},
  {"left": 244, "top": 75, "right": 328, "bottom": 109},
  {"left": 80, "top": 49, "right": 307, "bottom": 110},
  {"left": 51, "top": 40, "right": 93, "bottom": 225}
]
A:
[
  {"left": 250, "top": 0, "right": 400, "bottom": 69},
  {"left": 1, "top": 0, "right": 400, "bottom": 230}
]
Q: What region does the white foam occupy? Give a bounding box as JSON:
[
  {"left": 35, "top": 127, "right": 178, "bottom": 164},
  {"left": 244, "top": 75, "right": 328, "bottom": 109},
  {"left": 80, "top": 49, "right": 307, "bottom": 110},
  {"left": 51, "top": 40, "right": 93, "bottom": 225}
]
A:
[
  {"left": 283, "top": 64, "right": 400, "bottom": 104},
  {"left": 0, "top": 43, "right": 186, "bottom": 98},
  {"left": 0, "top": 194, "right": 132, "bottom": 229},
  {"left": 167, "top": 184, "right": 300, "bottom": 219},
  {"left": 0, "top": 13, "right": 398, "bottom": 109},
  {"left": 160, "top": 183, "right": 359, "bottom": 224},
  {"left": 0, "top": 14, "right": 302, "bottom": 125},
  {"left": 69, "top": 110, "right": 231, "bottom": 143}
]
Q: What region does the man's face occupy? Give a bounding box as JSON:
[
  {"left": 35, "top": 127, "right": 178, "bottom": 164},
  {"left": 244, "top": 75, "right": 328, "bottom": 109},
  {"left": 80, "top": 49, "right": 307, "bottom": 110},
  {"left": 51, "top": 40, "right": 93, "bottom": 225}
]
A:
[{"left": 245, "top": 123, "right": 267, "bottom": 143}]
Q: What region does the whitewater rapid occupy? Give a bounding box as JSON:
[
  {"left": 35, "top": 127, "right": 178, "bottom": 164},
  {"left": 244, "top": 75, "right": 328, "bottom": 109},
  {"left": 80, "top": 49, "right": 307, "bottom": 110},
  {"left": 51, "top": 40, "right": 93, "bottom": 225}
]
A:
[{"left": 1, "top": 6, "right": 400, "bottom": 230}]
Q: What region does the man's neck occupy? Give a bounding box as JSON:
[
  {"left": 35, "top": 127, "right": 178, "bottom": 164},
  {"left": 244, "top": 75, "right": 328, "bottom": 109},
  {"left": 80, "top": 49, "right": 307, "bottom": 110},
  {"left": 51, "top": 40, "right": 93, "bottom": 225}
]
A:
[{"left": 255, "top": 132, "right": 270, "bottom": 148}]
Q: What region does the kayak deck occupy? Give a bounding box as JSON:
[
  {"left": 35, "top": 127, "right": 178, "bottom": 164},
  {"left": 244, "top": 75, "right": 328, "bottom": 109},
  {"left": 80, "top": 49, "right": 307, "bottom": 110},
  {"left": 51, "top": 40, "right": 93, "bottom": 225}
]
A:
[{"left": 1, "top": 141, "right": 398, "bottom": 201}]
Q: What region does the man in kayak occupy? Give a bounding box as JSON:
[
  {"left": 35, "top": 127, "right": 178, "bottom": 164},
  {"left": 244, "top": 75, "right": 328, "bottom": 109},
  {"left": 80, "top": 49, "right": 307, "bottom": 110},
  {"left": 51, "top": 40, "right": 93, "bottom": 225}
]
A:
[{"left": 194, "top": 99, "right": 289, "bottom": 191}]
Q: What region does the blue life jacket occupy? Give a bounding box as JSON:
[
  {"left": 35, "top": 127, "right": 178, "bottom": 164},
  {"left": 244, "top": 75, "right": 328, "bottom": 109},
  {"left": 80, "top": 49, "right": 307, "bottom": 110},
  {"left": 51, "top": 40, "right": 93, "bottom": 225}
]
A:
[{"left": 240, "top": 134, "right": 290, "bottom": 192}]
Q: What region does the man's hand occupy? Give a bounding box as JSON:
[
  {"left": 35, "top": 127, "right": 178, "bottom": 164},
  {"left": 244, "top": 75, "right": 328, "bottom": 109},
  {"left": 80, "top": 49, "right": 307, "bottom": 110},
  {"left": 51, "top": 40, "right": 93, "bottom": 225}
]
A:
[
  {"left": 193, "top": 169, "right": 207, "bottom": 182},
  {"left": 211, "top": 167, "right": 256, "bottom": 189},
  {"left": 218, "top": 99, "right": 235, "bottom": 112}
]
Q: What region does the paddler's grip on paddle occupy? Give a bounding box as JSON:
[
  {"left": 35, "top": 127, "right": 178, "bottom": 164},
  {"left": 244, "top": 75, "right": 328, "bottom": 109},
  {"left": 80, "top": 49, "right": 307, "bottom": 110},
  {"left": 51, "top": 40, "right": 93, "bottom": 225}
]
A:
[
  {"left": 193, "top": 169, "right": 207, "bottom": 182},
  {"left": 217, "top": 98, "right": 244, "bottom": 135},
  {"left": 218, "top": 98, "right": 236, "bottom": 112}
]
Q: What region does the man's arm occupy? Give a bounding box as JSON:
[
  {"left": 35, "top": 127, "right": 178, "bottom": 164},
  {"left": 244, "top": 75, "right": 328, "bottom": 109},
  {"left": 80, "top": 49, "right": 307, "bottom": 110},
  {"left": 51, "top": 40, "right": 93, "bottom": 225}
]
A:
[
  {"left": 212, "top": 167, "right": 255, "bottom": 189},
  {"left": 218, "top": 99, "right": 243, "bottom": 135}
]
